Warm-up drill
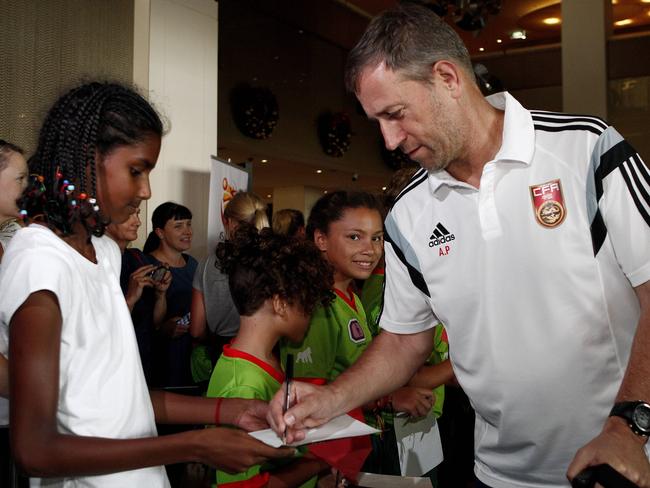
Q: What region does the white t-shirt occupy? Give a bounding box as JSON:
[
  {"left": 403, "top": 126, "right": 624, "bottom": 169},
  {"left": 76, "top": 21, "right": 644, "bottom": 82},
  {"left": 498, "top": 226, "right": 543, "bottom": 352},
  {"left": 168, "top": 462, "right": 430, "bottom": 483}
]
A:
[
  {"left": 0, "top": 225, "right": 169, "bottom": 487},
  {"left": 380, "top": 92, "right": 650, "bottom": 488}
]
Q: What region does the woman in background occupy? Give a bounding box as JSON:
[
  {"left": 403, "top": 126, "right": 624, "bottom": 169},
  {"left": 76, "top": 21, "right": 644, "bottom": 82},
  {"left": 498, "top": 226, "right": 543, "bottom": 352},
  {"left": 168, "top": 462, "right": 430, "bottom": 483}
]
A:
[
  {"left": 144, "top": 202, "right": 197, "bottom": 387},
  {"left": 272, "top": 208, "right": 305, "bottom": 239}
]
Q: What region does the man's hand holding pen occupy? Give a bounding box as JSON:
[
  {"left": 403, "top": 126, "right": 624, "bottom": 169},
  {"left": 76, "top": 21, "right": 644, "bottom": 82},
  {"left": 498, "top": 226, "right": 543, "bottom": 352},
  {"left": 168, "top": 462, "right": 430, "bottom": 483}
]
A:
[{"left": 268, "top": 378, "right": 342, "bottom": 444}]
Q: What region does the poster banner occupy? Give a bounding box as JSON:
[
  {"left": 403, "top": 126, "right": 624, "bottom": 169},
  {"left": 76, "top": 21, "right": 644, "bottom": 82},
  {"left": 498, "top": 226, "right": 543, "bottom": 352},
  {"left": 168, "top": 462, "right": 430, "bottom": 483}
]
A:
[{"left": 207, "top": 156, "right": 250, "bottom": 252}]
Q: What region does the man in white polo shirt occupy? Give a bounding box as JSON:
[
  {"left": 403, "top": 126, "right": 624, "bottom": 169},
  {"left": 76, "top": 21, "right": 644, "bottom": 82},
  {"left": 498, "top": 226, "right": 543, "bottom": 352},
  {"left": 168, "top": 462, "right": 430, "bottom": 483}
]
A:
[{"left": 269, "top": 3, "right": 650, "bottom": 487}]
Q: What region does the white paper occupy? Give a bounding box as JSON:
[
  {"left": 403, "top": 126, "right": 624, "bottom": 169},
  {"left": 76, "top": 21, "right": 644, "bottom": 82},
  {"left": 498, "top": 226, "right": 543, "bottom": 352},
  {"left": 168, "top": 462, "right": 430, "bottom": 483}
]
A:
[
  {"left": 249, "top": 414, "right": 379, "bottom": 447},
  {"left": 394, "top": 411, "right": 443, "bottom": 476},
  {"left": 355, "top": 472, "right": 433, "bottom": 488}
]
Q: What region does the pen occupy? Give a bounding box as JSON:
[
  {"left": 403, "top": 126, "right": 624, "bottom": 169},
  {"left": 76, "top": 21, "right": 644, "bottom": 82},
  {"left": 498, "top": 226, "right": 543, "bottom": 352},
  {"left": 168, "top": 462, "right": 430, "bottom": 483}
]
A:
[{"left": 283, "top": 353, "right": 294, "bottom": 443}]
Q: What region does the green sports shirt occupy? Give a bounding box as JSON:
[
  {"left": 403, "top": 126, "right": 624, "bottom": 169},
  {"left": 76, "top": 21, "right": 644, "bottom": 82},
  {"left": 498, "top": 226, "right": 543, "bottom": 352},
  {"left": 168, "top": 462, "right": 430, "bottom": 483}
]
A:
[
  {"left": 360, "top": 268, "right": 384, "bottom": 337},
  {"left": 281, "top": 288, "right": 371, "bottom": 382},
  {"left": 207, "top": 344, "right": 315, "bottom": 488}
]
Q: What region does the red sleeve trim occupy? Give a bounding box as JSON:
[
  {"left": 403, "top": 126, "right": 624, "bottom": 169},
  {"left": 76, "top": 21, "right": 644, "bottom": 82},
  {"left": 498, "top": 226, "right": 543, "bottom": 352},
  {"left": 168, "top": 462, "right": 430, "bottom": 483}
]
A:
[
  {"left": 371, "top": 267, "right": 385, "bottom": 276},
  {"left": 219, "top": 471, "right": 270, "bottom": 488}
]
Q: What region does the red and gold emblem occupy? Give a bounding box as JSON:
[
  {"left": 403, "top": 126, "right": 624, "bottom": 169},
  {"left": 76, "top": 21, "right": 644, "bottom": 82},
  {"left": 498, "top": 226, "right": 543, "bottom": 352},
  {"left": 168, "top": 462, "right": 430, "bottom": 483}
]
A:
[{"left": 530, "top": 179, "right": 566, "bottom": 228}]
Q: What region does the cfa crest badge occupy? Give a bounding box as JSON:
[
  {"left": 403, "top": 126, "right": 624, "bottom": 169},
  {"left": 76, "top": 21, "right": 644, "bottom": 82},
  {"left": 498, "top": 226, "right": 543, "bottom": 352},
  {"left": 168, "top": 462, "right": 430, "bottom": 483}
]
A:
[{"left": 530, "top": 179, "right": 567, "bottom": 228}]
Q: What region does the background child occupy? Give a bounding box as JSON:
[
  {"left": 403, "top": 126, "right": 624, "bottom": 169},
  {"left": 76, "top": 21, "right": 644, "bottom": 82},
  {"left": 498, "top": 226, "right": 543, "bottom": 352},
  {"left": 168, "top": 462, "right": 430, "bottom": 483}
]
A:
[
  {"left": 281, "top": 191, "right": 434, "bottom": 476},
  {"left": 0, "top": 138, "right": 29, "bottom": 488},
  {"left": 190, "top": 191, "right": 269, "bottom": 386},
  {"left": 0, "top": 81, "right": 292, "bottom": 487},
  {"left": 207, "top": 225, "right": 334, "bottom": 487}
]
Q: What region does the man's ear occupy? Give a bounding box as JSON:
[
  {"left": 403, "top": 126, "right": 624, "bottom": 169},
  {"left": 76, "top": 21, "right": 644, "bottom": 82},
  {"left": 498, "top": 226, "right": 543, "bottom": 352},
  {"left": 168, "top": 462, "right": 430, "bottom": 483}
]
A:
[
  {"left": 313, "top": 228, "right": 328, "bottom": 252},
  {"left": 432, "top": 60, "right": 463, "bottom": 97}
]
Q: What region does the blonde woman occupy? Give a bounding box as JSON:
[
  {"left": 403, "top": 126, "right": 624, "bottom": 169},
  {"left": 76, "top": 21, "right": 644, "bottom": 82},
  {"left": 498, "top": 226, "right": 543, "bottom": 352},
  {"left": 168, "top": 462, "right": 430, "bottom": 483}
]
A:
[{"left": 189, "top": 192, "right": 269, "bottom": 384}]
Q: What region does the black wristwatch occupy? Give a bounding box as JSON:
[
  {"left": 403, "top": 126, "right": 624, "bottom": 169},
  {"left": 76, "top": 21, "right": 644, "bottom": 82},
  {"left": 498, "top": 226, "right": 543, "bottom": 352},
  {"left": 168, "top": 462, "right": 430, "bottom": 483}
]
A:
[{"left": 609, "top": 401, "right": 650, "bottom": 437}]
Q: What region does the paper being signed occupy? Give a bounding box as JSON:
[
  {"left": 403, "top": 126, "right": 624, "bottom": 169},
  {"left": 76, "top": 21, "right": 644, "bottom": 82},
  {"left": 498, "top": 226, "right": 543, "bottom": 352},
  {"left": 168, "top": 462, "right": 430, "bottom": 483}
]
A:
[{"left": 249, "top": 414, "right": 379, "bottom": 447}]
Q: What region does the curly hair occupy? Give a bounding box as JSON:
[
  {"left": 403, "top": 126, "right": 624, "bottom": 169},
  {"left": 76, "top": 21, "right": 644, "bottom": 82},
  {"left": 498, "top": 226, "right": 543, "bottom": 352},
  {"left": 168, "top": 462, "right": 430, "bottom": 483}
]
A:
[
  {"left": 216, "top": 226, "right": 334, "bottom": 317},
  {"left": 20, "top": 82, "right": 163, "bottom": 237},
  {"left": 306, "top": 191, "right": 384, "bottom": 241}
]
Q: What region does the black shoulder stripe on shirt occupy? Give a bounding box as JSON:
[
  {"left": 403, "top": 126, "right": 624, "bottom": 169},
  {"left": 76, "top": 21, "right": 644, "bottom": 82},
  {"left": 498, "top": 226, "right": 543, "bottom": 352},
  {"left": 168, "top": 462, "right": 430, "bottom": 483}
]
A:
[
  {"left": 631, "top": 154, "right": 650, "bottom": 196},
  {"left": 530, "top": 111, "right": 608, "bottom": 130},
  {"left": 533, "top": 123, "right": 603, "bottom": 136},
  {"left": 590, "top": 209, "right": 607, "bottom": 256},
  {"left": 619, "top": 163, "right": 650, "bottom": 229},
  {"left": 595, "top": 139, "right": 640, "bottom": 199},
  {"left": 384, "top": 231, "right": 431, "bottom": 298},
  {"left": 531, "top": 115, "right": 608, "bottom": 131},
  {"left": 591, "top": 140, "right": 647, "bottom": 255},
  {"left": 392, "top": 169, "right": 428, "bottom": 209}
]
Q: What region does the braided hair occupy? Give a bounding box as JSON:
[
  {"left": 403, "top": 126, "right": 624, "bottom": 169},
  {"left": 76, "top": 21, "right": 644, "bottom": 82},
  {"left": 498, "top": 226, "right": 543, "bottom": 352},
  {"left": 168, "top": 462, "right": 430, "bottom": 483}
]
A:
[
  {"left": 216, "top": 225, "right": 334, "bottom": 317},
  {"left": 20, "top": 82, "right": 163, "bottom": 238}
]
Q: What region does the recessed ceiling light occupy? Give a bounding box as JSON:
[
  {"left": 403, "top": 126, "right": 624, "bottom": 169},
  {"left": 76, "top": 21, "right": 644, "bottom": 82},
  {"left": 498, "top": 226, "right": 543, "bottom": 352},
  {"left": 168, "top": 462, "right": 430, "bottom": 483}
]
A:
[
  {"left": 267, "top": 194, "right": 272, "bottom": 198},
  {"left": 543, "top": 17, "right": 561, "bottom": 25},
  {"left": 614, "top": 18, "right": 633, "bottom": 26},
  {"left": 316, "top": 169, "right": 323, "bottom": 174},
  {"left": 261, "top": 159, "right": 268, "bottom": 163},
  {"left": 510, "top": 30, "right": 527, "bottom": 40},
  {"left": 382, "top": 186, "right": 387, "bottom": 191},
  {"left": 479, "top": 47, "right": 485, "bottom": 52},
  {"left": 642, "top": 0, "right": 650, "bottom": 3},
  {"left": 323, "top": 190, "right": 328, "bottom": 194},
  {"left": 496, "top": 39, "right": 502, "bottom": 44}
]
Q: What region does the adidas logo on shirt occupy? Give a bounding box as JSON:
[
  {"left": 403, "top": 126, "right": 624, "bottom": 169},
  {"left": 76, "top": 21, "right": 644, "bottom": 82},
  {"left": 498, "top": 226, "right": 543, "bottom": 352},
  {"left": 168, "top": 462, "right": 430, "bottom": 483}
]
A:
[{"left": 429, "top": 222, "right": 455, "bottom": 247}]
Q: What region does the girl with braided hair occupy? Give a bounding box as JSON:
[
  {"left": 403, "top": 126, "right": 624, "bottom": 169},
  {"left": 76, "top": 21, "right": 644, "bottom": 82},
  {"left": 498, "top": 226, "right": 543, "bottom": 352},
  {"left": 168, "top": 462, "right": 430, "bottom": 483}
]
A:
[{"left": 0, "top": 82, "right": 293, "bottom": 487}]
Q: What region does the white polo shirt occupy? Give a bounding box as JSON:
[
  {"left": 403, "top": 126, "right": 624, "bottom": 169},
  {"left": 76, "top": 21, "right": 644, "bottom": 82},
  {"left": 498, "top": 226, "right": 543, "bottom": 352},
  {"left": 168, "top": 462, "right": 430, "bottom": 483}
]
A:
[{"left": 381, "top": 92, "right": 650, "bottom": 488}]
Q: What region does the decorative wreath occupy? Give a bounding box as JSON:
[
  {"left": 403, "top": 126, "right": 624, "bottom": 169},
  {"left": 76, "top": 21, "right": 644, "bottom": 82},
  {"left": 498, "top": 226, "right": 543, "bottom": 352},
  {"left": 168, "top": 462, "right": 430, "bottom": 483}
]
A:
[
  {"left": 317, "top": 111, "right": 352, "bottom": 158},
  {"left": 230, "top": 83, "right": 279, "bottom": 140}
]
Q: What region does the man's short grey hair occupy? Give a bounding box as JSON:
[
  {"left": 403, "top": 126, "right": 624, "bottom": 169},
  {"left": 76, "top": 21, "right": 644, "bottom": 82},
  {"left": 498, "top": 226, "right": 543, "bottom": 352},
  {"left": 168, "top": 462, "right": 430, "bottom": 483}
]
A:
[{"left": 345, "top": 2, "right": 474, "bottom": 93}]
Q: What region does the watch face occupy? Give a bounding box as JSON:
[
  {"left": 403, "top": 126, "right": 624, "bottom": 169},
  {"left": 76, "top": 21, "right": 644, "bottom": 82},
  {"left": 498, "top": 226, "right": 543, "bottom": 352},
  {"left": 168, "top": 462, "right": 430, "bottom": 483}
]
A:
[{"left": 632, "top": 403, "right": 650, "bottom": 433}]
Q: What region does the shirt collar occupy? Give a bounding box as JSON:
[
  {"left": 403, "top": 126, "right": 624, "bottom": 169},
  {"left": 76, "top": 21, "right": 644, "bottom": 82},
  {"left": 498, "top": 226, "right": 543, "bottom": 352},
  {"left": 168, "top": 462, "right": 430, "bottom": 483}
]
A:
[{"left": 428, "top": 91, "right": 535, "bottom": 194}]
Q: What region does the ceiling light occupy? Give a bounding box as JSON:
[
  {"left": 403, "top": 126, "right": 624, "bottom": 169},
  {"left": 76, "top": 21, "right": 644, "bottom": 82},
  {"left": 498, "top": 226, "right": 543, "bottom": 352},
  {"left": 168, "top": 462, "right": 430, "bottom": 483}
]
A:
[
  {"left": 510, "top": 30, "right": 527, "bottom": 40},
  {"left": 642, "top": 0, "right": 650, "bottom": 3},
  {"left": 479, "top": 47, "right": 485, "bottom": 52},
  {"left": 316, "top": 169, "right": 323, "bottom": 174},
  {"left": 261, "top": 159, "right": 268, "bottom": 163},
  {"left": 496, "top": 39, "right": 502, "bottom": 43},
  {"left": 323, "top": 190, "right": 328, "bottom": 194},
  {"left": 614, "top": 18, "right": 633, "bottom": 26},
  {"left": 267, "top": 194, "right": 272, "bottom": 198},
  {"left": 543, "top": 17, "right": 561, "bottom": 25},
  {"left": 382, "top": 186, "right": 387, "bottom": 191}
]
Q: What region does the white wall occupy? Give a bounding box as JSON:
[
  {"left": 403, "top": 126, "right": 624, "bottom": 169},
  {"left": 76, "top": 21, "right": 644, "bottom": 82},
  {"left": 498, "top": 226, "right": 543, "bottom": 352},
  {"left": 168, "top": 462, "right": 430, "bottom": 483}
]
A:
[{"left": 144, "top": 0, "right": 219, "bottom": 259}]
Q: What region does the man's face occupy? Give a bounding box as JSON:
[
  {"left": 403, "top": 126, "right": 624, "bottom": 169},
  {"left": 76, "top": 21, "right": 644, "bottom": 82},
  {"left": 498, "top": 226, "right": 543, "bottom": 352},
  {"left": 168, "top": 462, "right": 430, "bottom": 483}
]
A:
[{"left": 356, "top": 62, "right": 467, "bottom": 172}]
